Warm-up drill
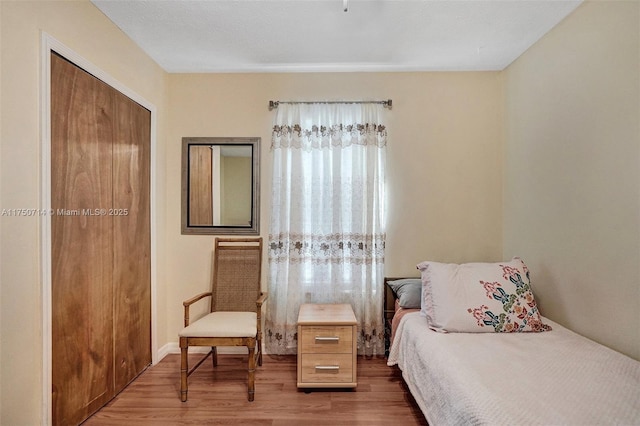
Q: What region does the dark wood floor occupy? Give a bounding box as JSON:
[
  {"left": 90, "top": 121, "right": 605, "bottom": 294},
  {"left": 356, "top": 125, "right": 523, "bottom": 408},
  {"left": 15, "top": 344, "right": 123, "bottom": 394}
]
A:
[{"left": 85, "top": 354, "right": 428, "bottom": 425}]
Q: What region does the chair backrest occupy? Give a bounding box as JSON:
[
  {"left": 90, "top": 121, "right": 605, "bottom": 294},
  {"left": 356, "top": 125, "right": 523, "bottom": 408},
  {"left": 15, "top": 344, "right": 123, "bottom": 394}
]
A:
[{"left": 211, "top": 237, "right": 263, "bottom": 313}]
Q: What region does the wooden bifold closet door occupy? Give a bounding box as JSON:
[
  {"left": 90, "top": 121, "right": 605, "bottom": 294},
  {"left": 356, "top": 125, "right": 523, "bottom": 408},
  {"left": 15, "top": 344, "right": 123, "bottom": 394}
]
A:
[{"left": 50, "top": 52, "right": 151, "bottom": 426}]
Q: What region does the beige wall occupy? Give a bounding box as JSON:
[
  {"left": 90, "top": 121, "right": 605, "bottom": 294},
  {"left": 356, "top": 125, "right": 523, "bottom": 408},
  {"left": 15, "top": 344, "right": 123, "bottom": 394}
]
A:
[
  {"left": 504, "top": 1, "right": 640, "bottom": 360},
  {"left": 11, "top": 1, "right": 636, "bottom": 424},
  {"left": 221, "top": 156, "right": 252, "bottom": 226},
  {"left": 167, "top": 72, "right": 505, "bottom": 346},
  {"left": 0, "top": 0, "right": 3, "bottom": 417},
  {"left": 0, "top": 1, "right": 168, "bottom": 424}
]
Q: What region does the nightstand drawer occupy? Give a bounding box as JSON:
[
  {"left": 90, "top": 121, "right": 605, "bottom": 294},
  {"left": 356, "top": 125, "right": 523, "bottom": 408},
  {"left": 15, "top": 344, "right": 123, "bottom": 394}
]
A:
[
  {"left": 297, "top": 304, "right": 357, "bottom": 389},
  {"left": 300, "top": 326, "right": 353, "bottom": 353},
  {"left": 300, "top": 354, "right": 354, "bottom": 383}
]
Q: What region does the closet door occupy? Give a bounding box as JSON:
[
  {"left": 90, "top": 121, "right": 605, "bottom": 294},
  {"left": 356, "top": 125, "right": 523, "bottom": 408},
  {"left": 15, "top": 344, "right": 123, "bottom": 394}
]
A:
[
  {"left": 50, "top": 52, "right": 151, "bottom": 426},
  {"left": 112, "top": 89, "right": 151, "bottom": 391}
]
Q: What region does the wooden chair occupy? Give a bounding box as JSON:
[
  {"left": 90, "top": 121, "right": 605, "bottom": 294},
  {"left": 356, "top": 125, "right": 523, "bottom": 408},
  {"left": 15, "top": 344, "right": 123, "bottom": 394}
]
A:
[{"left": 179, "top": 237, "right": 266, "bottom": 402}]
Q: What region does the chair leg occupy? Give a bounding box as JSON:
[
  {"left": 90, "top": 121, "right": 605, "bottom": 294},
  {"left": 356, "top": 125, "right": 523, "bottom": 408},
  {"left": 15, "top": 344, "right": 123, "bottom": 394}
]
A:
[
  {"left": 247, "top": 339, "right": 256, "bottom": 402},
  {"left": 212, "top": 346, "right": 218, "bottom": 367},
  {"left": 257, "top": 334, "right": 263, "bottom": 366},
  {"left": 180, "top": 338, "right": 188, "bottom": 402}
]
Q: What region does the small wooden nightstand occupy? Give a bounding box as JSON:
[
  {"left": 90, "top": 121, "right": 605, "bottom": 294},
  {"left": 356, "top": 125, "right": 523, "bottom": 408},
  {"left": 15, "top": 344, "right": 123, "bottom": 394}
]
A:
[{"left": 297, "top": 303, "right": 357, "bottom": 389}]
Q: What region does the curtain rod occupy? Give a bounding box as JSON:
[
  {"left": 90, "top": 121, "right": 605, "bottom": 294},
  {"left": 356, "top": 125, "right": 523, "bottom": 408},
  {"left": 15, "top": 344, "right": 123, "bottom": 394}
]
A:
[{"left": 268, "top": 99, "right": 392, "bottom": 111}]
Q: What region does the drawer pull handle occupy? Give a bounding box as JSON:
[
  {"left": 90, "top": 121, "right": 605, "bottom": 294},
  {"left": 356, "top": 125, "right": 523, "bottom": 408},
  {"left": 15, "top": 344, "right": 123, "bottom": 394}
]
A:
[
  {"left": 315, "top": 336, "right": 339, "bottom": 342},
  {"left": 315, "top": 365, "right": 340, "bottom": 371}
]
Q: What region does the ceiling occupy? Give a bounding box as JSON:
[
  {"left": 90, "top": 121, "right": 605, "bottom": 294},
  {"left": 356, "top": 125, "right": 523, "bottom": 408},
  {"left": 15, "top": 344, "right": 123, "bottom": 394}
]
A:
[{"left": 91, "top": 0, "right": 582, "bottom": 73}]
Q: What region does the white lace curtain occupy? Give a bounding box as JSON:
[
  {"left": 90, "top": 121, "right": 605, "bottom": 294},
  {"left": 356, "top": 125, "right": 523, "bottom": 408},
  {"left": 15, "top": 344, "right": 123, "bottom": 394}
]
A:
[{"left": 265, "top": 102, "right": 387, "bottom": 356}]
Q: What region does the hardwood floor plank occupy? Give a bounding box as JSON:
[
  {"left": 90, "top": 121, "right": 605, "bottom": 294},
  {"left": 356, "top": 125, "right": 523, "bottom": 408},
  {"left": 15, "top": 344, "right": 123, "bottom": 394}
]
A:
[{"left": 85, "top": 354, "right": 427, "bottom": 425}]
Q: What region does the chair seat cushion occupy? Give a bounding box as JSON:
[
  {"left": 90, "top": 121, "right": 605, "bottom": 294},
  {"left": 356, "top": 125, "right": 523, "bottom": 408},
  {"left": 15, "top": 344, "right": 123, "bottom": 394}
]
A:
[{"left": 179, "top": 311, "right": 257, "bottom": 338}]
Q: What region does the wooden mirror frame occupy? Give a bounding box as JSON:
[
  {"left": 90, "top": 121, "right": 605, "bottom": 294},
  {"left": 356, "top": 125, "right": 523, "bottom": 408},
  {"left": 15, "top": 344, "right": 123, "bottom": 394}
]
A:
[{"left": 181, "top": 137, "right": 260, "bottom": 235}]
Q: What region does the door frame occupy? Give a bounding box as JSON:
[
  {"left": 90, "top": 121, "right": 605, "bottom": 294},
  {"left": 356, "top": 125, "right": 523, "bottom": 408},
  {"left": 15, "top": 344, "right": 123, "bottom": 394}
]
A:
[{"left": 40, "top": 33, "right": 159, "bottom": 426}]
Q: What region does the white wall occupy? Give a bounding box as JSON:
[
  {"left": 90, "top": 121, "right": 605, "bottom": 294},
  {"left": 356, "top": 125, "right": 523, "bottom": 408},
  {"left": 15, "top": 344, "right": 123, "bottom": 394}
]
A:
[{"left": 504, "top": 0, "right": 640, "bottom": 360}]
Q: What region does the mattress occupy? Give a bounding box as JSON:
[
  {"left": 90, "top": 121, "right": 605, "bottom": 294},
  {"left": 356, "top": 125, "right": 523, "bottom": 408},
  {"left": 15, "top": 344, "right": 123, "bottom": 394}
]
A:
[
  {"left": 388, "top": 312, "right": 640, "bottom": 426},
  {"left": 390, "top": 299, "right": 419, "bottom": 346}
]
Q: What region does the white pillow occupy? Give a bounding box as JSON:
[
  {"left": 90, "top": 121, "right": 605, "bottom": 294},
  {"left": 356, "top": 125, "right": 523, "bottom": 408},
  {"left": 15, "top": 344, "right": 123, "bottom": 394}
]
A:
[{"left": 417, "top": 257, "right": 551, "bottom": 333}]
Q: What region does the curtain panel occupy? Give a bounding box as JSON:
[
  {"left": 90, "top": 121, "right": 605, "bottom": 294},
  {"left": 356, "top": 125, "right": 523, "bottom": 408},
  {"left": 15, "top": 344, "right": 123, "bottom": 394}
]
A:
[{"left": 266, "top": 103, "right": 387, "bottom": 356}]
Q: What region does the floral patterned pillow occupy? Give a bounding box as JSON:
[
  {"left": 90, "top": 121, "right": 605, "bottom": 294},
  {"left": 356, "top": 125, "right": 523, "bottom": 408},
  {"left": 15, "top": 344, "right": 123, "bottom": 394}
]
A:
[{"left": 417, "top": 257, "right": 551, "bottom": 333}]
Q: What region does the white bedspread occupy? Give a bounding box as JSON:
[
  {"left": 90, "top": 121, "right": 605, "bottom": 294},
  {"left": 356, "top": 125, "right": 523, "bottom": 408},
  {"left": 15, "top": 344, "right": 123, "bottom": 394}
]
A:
[{"left": 388, "top": 312, "right": 640, "bottom": 426}]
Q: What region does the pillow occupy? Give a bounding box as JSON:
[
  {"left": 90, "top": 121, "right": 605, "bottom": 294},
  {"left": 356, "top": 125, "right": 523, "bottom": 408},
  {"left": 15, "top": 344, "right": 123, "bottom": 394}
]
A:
[
  {"left": 417, "top": 257, "right": 551, "bottom": 333},
  {"left": 387, "top": 278, "right": 422, "bottom": 309}
]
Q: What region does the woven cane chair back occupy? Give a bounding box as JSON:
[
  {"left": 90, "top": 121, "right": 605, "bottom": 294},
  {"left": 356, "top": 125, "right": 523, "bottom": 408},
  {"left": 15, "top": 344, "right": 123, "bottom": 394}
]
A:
[{"left": 211, "top": 238, "right": 262, "bottom": 313}]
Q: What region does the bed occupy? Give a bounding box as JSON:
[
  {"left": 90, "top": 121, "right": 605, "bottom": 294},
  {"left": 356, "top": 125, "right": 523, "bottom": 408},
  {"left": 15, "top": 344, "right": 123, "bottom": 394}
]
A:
[{"left": 384, "top": 259, "right": 640, "bottom": 425}]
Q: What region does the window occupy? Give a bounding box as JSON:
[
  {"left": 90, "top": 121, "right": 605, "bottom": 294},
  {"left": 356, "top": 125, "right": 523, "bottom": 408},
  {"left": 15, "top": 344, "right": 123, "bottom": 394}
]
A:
[{"left": 265, "top": 102, "right": 387, "bottom": 356}]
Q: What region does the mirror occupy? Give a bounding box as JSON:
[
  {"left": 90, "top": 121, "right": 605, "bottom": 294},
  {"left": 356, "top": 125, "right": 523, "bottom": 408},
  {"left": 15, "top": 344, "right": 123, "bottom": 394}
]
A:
[{"left": 181, "top": 137, "right": 260, "bottom": 235}]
